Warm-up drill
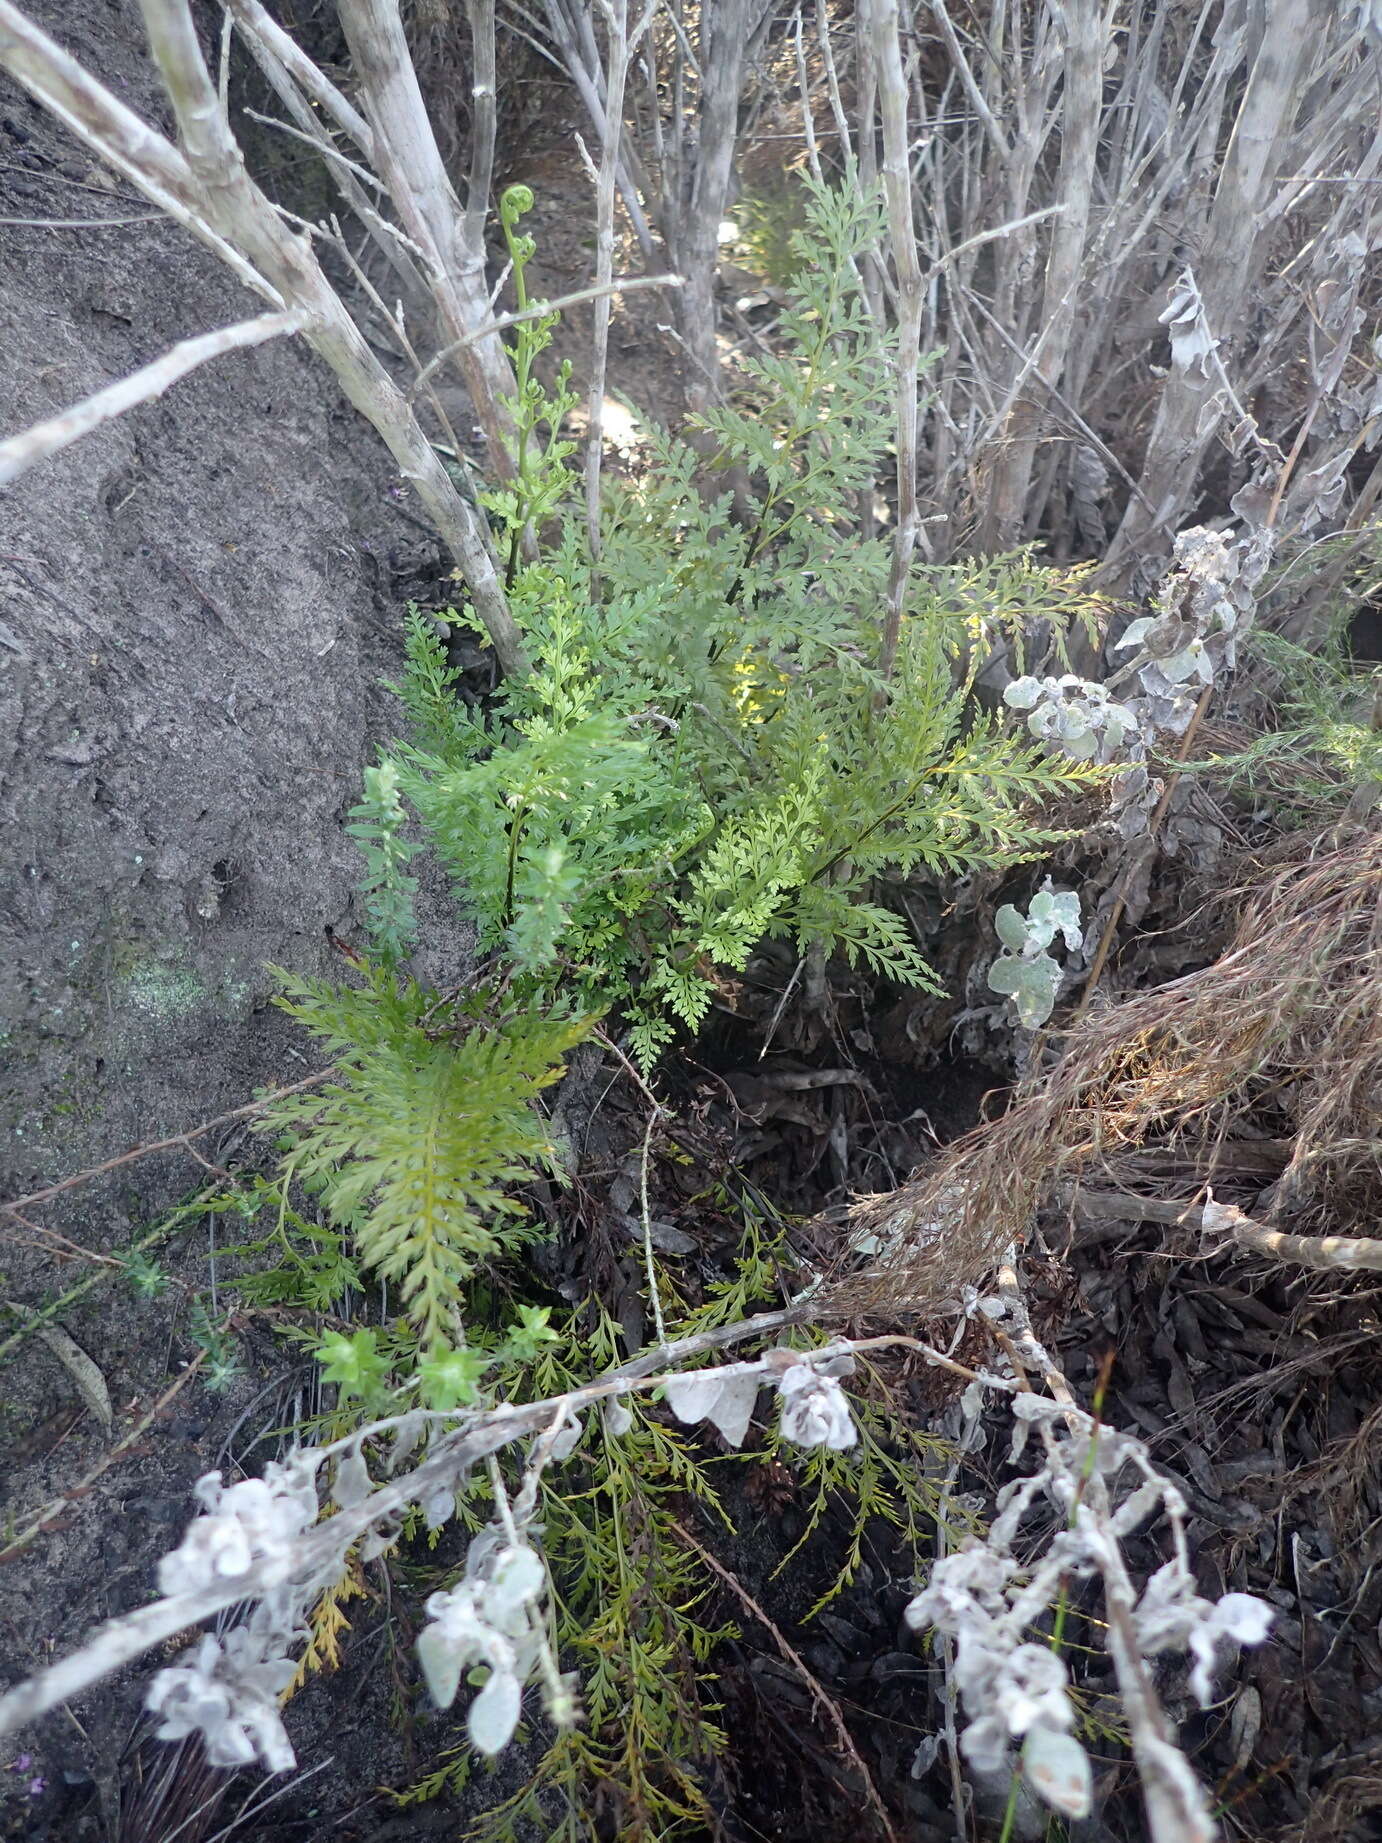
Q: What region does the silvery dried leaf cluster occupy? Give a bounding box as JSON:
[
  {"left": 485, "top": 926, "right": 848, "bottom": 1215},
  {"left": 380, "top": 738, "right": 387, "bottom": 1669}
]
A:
[
  {"left": 122, "top": 1343, "right": 863, "bottom": 1785},
  {"left": 663, "top": 1344, "right": 859, "bottom": 1451},
  {"left": 907, "top": 1543, "right": 1092, "bottom": 1819},
  {"left": 1114, "top": 523, "right": 1267, "bottom": 737},
  {"left": 1003, "top": 673, "right": 1139, "bottom": 764},
  {"left": 1133, "top": 1562, "right": 1274, "bottom": 1708},
  {"left": 416, "top": 1530, "right": 562, "bottom": 1755},
  {"left": 146, "top": 1616, "right": 300, "bottom": 1772},
  {"left": 156, "top": 1455, "right": 321, "bottom": 1604},
  {"left": 990, "top": 514, "right": 1280, "bottom": 1030},
  {"left": 144, "top": 1454, "right": 333, "bottom": 1771},
  {"left": 906, "top": 1378, "right": 1273, "bottom": 1826},
  {"left": 987, "top": 880, "right": 1083, "bottom": 1030}
]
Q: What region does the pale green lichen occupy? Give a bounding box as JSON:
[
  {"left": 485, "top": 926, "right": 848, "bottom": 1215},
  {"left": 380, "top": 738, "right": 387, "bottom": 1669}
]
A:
[{"left": 120, "top": 959, "right": 207, "bottom": 1022}]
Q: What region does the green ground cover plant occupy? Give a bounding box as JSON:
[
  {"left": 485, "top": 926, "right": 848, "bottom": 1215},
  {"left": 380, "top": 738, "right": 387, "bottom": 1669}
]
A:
[{"left": 193, "top": 175, "right": 1110, "bottom": 1839}]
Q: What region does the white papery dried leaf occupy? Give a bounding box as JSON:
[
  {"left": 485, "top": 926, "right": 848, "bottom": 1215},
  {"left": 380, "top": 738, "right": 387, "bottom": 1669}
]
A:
[
  {"left": 468, "top": 1667, "right": 523, "bottom": 1755},
  {"left": 602, "top": 1397, "right": 634, "bottom": 1436},
  {"left": 487, "top": 1546, "right": 546, "bottom": 1624},
  {"left": 331, "top": 1446, "right": 371, "bottom": 1511},
  {"left": 158, "top": 1459, "right": 319, "bottom": 1599},
  {"left": 548, "top": 1410, "right": 585, "bottom": 1462},
  {"left": 421, "top": 1485, "right": 457, "bottom": 1531},
  {"left": 705, "top": 1372, "right": 761, "bottom": 1447},
  {"left": 1160, "top": 270, "right": 1218, "bottom": 375},
  {"left": 145, "top": 1629, "right": 298, "bottom": 1773},
  {"left": 360, "top": 1519, "right": 401, "bottom": 1562},
  {"left": 1023, "top": 1726, "right": 1093, "bottom": 1818},
  {"left": 663, "top": 1370, "right": 762, "bottom": 1448},
  {"left": 959, "top": 1711, "right": 1010, "bottom": 1774},
  {"left": 663, "top": 1372, "right": 727, "bottom": 1427},
  {"left": 1214, "top": 1593, "right": 1273, "bottom": 1647},
  {"left": 416, "top": 1622, "right": 465, "bottom": 1711}
]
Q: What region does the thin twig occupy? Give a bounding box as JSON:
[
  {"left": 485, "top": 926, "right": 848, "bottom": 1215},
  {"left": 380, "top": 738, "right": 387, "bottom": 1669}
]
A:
[
  {"left": 673, "top": 1518, "right": 901, "bottom": 1843},
  {"left": 0, "top": 311, "right": 302, "bottom": 487},
  {"left": 0, "top": 1068, "right": 335, "bottom": 1218},
  {"left": 868, "top": 0, "right": 929, "bottom": 683},
  {"left": 408, "top": 270, "right": 682, "bottom": 401},
  {"left": 0, "top": 1351, "right": 208, "bottom": 1565},
  {"left": 639, "top": 1104, "right": 667, "bottom": 1347},
  {"left": 584, "top": 0, "right": 639, "bottom": 589}
]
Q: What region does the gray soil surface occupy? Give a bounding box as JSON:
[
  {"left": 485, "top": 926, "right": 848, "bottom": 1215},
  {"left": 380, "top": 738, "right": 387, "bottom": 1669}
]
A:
[{"left": 0, "top": 4, "right": 469, "bottom": 1834}]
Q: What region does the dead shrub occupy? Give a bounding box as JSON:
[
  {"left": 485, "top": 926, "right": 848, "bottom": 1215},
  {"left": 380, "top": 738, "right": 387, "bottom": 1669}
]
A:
[{"left": 829, "top": 824, "right": 1382, "bottom": 1318}]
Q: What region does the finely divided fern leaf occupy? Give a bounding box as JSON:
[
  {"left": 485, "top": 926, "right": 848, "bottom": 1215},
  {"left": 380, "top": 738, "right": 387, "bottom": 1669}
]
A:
[{"left": 262, "top": 972, "right": 587, "bottom": 1350}]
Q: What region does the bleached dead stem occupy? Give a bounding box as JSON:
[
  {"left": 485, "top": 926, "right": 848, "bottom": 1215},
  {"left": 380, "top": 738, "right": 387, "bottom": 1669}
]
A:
[
  {"left": 0, "top": 0, "right": 277, "bottom": 301},
  {"left": 981, "top": 0, "right": 1106, "bottom": 550},
  {"left": 227, "top": 1, "right": 431, "bottom": 318},
  {"left": 223, "top": 0, "right": 376, "bottom": 156},
  {"left": 866, "top": 0, "right": 928, "bottom": 684},
  {"left": 0, "top": 312, "right": 300, "bottom": 486},
  {"left": 1202, "top": 1197, "right": 1382, "bottom": 1272},
  {"left": 0, "top": 0, "right": 525, "bottom": 673},
  {"left": 585, "top": 0, "right": 639, "bottom": 578},
  {"left": 994, "top": 1258, "right": 1217, "bottom": 1843},
  {"left": 540, "top": 0, "right": 656, "bottom": 261},
  {"left": 335, "top": 0, "right": 519, "bottom": 479},
  {"left": 678, "top": 0, "right": 765, "bottom": 416},
  {"left": 0, "top": 1308, "right": 807, "bottom": 1741},
  {"left": 1107, "top": 0, "right": 1321, "bottom": 575},
  {"left": 462, "top": 0, "right": 498, "bottom": 255},
  {"left": 410, "top": 271, "right": 682, "bottom": 402}
]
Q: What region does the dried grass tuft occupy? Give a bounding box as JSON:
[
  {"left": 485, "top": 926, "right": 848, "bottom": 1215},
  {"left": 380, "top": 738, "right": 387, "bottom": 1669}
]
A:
[
  {"left": 828, "top": 826, "right": 1382, "bottom": 1318},
  {"left": 1271, "top": 1749, "right": 1382, "bottom": 1843}
]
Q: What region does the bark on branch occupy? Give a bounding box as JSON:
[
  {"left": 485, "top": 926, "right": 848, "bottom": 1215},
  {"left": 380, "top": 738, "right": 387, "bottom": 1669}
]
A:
[
  {"left": 0, "top": 0, "right": 526, "bottom": 674},
  {"left": 0, "top": 312, "right": 301, "bottom": 486}
]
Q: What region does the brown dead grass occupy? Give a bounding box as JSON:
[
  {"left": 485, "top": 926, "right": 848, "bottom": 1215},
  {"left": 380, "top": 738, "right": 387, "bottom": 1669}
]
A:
[{"left": 827, "top": 825, "right": 1382, "bottom": 1319}]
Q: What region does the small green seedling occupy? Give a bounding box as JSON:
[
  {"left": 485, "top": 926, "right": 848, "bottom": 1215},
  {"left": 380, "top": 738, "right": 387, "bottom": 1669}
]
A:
[{"left": 988, "top": 883, "right": 1083, "bottom": 1028}]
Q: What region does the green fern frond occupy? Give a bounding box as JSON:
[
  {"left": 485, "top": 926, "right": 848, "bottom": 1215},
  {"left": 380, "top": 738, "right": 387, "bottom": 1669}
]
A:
[
  {"left": 346, "top": 760, "right": 418, "bottom": 966},
  {"left": 262, "top": 973, "right": 588, "bottom": 1350},
  {"left": 386, "top": 609, "right": 490, "bottom": 762}
]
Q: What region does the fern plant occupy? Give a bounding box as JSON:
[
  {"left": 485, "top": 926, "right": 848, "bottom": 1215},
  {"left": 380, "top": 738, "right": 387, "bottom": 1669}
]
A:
[
  {"left": 1195, "top": 623, "right": 1382, "bottom": 819},
  {"left": 234, "top": 174, "right": 1110, "bottom": 1843},
  {"left": 376, "top": 175, "right": 1103, "bottom": 1069},
  {"left": 259, "top": 969, "right": 586, "bottom": 1354},
  {"left": 399, "top": 1309, "right": 737, "bottom": 1842}
]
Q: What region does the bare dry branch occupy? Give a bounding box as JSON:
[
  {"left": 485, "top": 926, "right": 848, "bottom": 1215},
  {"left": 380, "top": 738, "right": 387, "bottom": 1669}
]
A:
[
  {"left": 335, "top": 0, "right": 519, "bottom": 478},
  {"left": 677, "top": 0, "right": 763, "bottom": 417},
  {"left": 981, "top": 1, "right": 1107, "bottom": 550},
  {"left": 584, "top": 0, "right": 646, "bottom": 579},
  {"left": 222, "top": 0, "right": 377, "bottom": 157},
  {"left": 0, "top": 311, "right": 300, "bottom": 486},
  {"left": 1202, "top": 1198, "right": 1382, "bottom": 1272},
  {"left": 867, "top": 0, "right": 928, "bottom": 682},
  {"left": 0, "top": 0, "right": 526, "bottom": 672},
  {"left": 1107, "top": 0, "right": 1324, "bottom": 577},
  {"left": 0, "top": 0, "right": 277, "bottom": 300},
  {"left": 463, "top": 0, "right": 498, "bottom": 253},
  {"left": 408, "top": 270, "right": 682, "bottom": 401}
]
